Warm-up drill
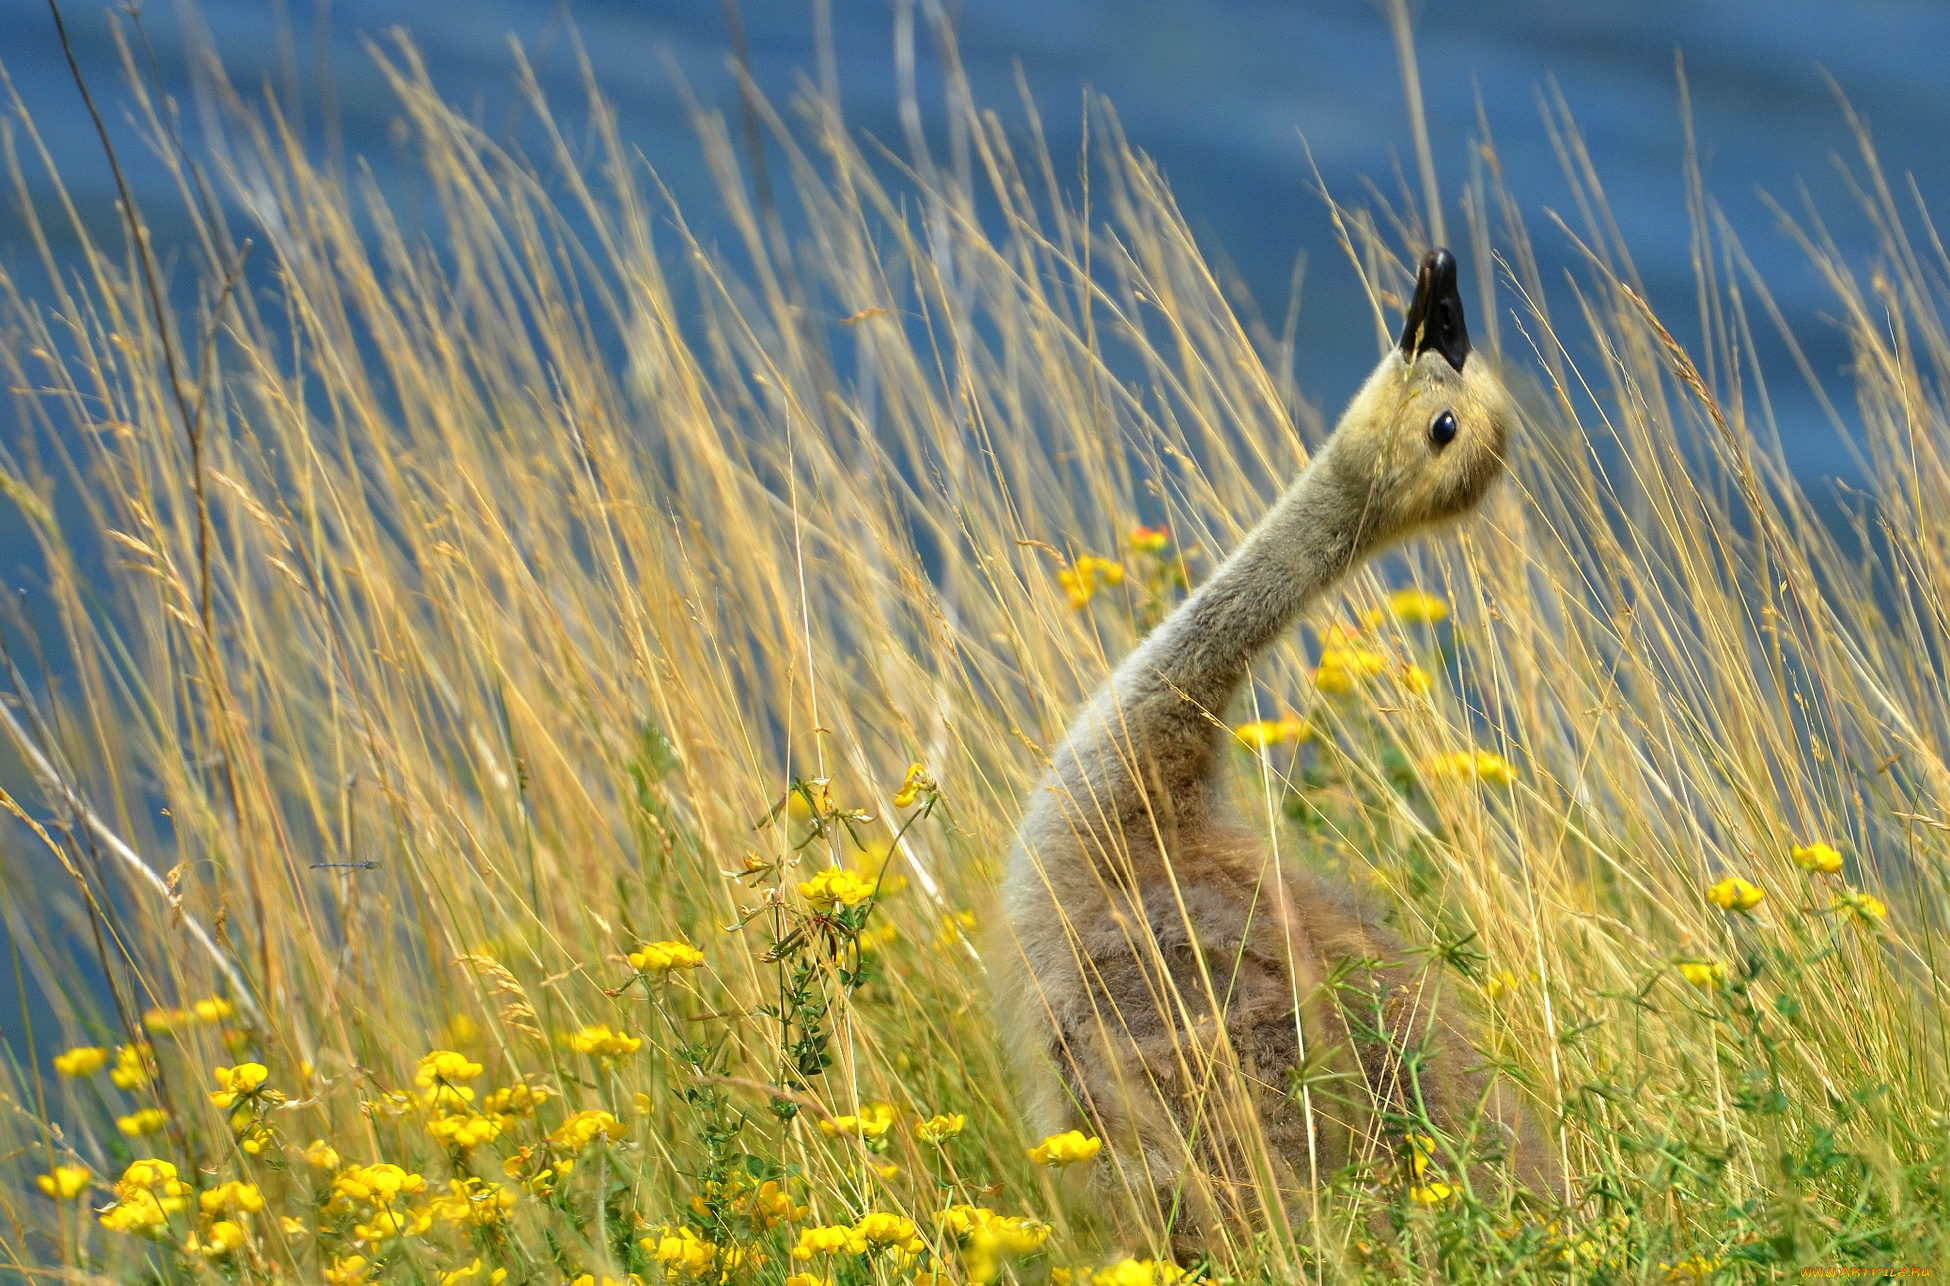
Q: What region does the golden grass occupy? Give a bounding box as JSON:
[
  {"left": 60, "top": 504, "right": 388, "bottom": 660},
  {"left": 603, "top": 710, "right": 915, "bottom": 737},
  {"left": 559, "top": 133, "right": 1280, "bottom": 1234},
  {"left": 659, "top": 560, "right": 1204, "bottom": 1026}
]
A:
[{"left": 0, "top": 13, "right": 1947, "bottom": 1282}]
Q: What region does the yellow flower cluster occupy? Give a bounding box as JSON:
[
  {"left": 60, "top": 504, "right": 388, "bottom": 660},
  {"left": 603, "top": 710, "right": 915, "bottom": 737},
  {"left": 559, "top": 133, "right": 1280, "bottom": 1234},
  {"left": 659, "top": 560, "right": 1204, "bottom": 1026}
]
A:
[
  {"left": 35, "top": 1165, "right": 90, "bottom": 1200},
  {"left": 200, "top": 1180, "right": 265, "bottom": 1216},
  {"left": 798, "top": 866, "right": 875, "bottom": 910},
  {"left": 1837, "top": 887, "right": 1887, "bottom": 926},
  {"left": 569, "top": 1025, "right": 642, "bottom": 1058},
  {"left": 1677, "top": 960, "right": 1729, "bottom": 989},
  {"left": 53, "top": 1046, "right": 108, "bottom": 1077},
  {"left": 480, "top": 1082, "right": 553, "bottom": 1116},
  {"left": 209, "top": 1062, "right": 281, "bottom": 1110},
  {"left": 1128, "top": 524, "right": 1170, "bottom": 555},
  {"left": 914, "top": 1112, "right": 965, "bottom": 1144},
  {"left": 892, "top": 761, "right": 935, "bottom": 808},
  {"left": 936, "top": 1204, "right": 1050, "bottom": 1283},
  {"left": 426, "top": 1177, "right": 518, "bottom": 1228},
  {"left": 818, "top": 1102, "right": 896, "bottom": 1140},
  {"left": 1232, "top": 715, "right": 1310, "bottom": 750},
  {"left": 1313, "top": 646, "right": 1390, "bottom": 694},
  {"left": 141, "top": 996, "right": 234, "bottom": 1033},
  {"left": 1091, "top": 1260, "right": 1186, "bottom": 1286},
  {"left": 1424, "top": 749, "right": 1516, "bottom": 787},
  {"left": 56, "top": 1042, "right": 153, "bottom": 1087},
  {"left": 111, "top": 1044, "right": 155, "bottom": 1090},
  {"left": 97, "top": 1158, "right": 192, "bottom": 1236},
  {"left": 1792, "top": 841, "right": 1843, "bottom": 874},
  {"left": 1387, "top": 588, "right": 1450, "bottom": 624},
  {"left": 643, "top": 1224, "right": 754, "bottom": 1282},
  {"left": 1706, "top": 876, "right": 1765, "bottom": 912},
  {"left": 331, "top": 1162, "right": 426, "bottom": 1213},
  {"left": 550, "top": 1108, "right": 623, "bottom": 1152},
  {"left": 793, "top": 1212, "right": 924, "bottom": 1260},
  {"left": 630, "top": 939, "right": 705, "bottom": 973},
  {"left": 691, "top": 1176, "right": 808, "bottom": 1230},
  {"left": 116, "top": 1107, "right": 167, "bottom": 1137},
  {"left": 1057, "top": 554, "right": 1124, "bottom": 609},
  {"left": 1028, "top": 1129, "right": 1102, "bottom": 1167}
]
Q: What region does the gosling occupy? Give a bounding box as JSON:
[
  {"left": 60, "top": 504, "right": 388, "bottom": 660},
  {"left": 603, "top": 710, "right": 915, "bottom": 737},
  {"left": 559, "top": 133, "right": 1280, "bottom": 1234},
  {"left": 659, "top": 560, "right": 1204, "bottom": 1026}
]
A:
[{"left": 998, "top": 249, "right": 1548, "bottom": 1239}]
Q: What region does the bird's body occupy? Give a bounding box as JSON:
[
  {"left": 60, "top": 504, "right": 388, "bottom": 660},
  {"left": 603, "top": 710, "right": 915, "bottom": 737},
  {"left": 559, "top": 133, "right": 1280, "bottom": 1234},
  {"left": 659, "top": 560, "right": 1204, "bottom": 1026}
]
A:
[{"left": 997, "top": 251, "right": 1548, "bottom": 1237}]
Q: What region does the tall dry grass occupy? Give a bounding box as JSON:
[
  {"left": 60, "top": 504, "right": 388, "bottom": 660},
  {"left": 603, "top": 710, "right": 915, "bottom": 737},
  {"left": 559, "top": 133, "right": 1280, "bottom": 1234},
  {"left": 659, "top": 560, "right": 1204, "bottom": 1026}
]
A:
[{"left": 0, "top": 10, "right": 1947, "bottom": 1281}]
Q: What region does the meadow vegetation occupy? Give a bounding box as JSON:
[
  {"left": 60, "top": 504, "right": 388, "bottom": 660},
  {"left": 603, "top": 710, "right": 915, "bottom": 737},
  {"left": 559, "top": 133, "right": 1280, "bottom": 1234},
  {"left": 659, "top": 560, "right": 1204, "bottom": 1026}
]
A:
[{"left": 1, "top": 12, "right": 1948, "bottom": 1282}]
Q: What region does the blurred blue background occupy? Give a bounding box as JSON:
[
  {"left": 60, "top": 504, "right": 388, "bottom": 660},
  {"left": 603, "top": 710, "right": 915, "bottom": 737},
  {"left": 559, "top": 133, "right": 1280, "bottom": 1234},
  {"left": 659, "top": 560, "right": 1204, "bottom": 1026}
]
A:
[
  {"left": 0, "top": 1, "right": 1945, "bottom": 1071},
  {"left": 3, "top": 0, "right": 1945, "bottom": 486}
]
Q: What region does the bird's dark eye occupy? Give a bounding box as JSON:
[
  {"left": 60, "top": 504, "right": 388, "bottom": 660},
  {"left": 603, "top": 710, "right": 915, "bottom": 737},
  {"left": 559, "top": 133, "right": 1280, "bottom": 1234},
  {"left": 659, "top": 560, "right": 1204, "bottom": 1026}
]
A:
[{"left": 1430, "top": 409, "right": 1458, "bottom": 448}]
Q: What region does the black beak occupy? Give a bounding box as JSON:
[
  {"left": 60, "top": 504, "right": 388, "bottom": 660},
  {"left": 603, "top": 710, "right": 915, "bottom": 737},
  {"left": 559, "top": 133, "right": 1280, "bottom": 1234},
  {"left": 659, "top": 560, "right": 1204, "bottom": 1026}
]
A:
[{"left": 1397, "top": 247, "right": 1471, "bottom": 373}]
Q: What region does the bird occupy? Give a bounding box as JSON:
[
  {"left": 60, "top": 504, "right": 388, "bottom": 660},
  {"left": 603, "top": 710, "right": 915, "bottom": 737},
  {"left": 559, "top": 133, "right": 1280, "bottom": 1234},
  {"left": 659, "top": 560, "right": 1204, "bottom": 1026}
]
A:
[{"left": 996, "top": 249, "right": 1549, "bottom": 1242}]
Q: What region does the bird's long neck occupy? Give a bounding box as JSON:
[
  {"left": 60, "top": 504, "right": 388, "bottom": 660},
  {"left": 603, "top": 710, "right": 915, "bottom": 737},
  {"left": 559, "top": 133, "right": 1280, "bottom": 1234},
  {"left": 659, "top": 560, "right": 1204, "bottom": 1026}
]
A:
[
  {"left": 1127, "top": 467, "right": 1358, "bottom": 714},
  {"left": 1048, "top": 463, "right": 1364, "bottom": 839}
]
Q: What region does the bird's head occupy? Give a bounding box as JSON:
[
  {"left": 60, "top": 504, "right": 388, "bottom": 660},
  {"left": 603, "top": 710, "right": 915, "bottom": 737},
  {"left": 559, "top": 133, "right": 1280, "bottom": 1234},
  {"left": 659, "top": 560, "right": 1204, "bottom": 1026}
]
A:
[{"left": 1317, "top": 248, "right": 1513, "bottom": 552}]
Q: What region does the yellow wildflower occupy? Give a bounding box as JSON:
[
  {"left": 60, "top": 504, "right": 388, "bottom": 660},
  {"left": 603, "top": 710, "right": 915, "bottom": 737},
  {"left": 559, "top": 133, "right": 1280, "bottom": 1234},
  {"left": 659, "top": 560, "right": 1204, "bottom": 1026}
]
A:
[
  {"left": 426, "top": 1177, "right": 517, "bottom": 1228},
  {"left": 784, "top": 1275, "right": 831, "bottom": 1286},
  {"left": 1791, "top": 841, "right": 1844, "bottom": 875},
  {"left": 191, "top": 997, "right": 234, "bottom": 1024},
  {"left": 633, "top": 1091, "right": 653, "bottom": 1116},
  {"left": 209, "top": 1063, "right": 280, "bottom": 1109},
  {"left": 569, "top": 1025, "right": 643, "bottom": 1058},
  {"left": 550, "top": 1108, "right": 623, "bottom": 1151},
  {"left": 1663, "top": 1255, "right": 1724, "bottom": 1279},
  {"left": 35, "top": 1166, "right": 90, "bottom": 1200},
  {"left": 1424, "top": 749, "right": 1515, "bottom": 786},
  {"left": 437, "top": 1261, "right": 487, "bottom": 1286},
  {"left": 854, "top": 922, "right": 899, "bottom": 953},
  {"left": 1313, "top": 646, "right": 1390, "bottom": 694},
  {"left": 1838, "top": 887, "right": 1888, "bottom": 925},
  {"left": 819, "top": 1102, "right": 896, "bottom": 1140},
  {"left": 892, "top": 762, "right": 934, "bottom": 809},
  {"left": 937, "top": 1205, "right": 1050, "bottom": 1283},
  {"left": 915, "top": 1113, "right": 966, "bottom": 1144},
  {"left": 141, "top": 1006, "right": 189, "bottom": 1033},
  {"left": 1028, "top": 1129, "right": 1103, "bottom": 1167},
  {"left": 630, "top": 939, "right": 706, "bottom": 973},
  {"left": 187, "top": 1219, "right": 248, "bottom": 1256},
  {"left": 53, "top": 1046, "right": 109, "bottom": 1078},
  {"left": 1388, "top": 589, "right": 1450, "bottom": 624},
  {"left": 646, "top": 1224, "right": 721, "bottom": 1279},
  {"left": 1232, "top": 716, "right": 1310, "bottom": 750},
  {"left": 110, "top": 1044, "right": 155, "bottom": 1090},
  {"left": 416, "top": 1049, "right": 483, "bottom": 1090},
  {"left": 798, "top": 866, "right": 875, "bottom": 910},
  {"left": 354, "top": 1207, "right": 412, "bottom": 1242},
  {"left": 322, "top": 1256, "right": 372, "bottom": 1284},
  {"left": 198, "top": 1181, "right": 264, "bottom": 1217},
  {"left": 1677, "top": 960, "right": 1729, "bottom": 989},
  {"left": 1482, "top": 969, "right": 1517, "bottom": 1001},
  {"left": 281, "top": 1215, "right": 309, "bottom": 1239},
  {"left": 793, "top": 1223, "right": 865, "bottom": 1259},
  {"left": 1129, "top": 524, "right": 1171, "bottom": 554},
  {"left": 116, "top": 1107, "right": 167, "bottom": 1137},
  {"left": 1397, "top": 663, "right": 1432, "bottom": 696},
  {"left": 333, "top": 1162, "right": 426, "bottom": 1207},
  {"left": 850, "top": 841, "right": 907, "bottom": 896},
  {"left": 303, "top": 1139, "right": 342, "bottom": 1170},
  {"left": 1403, "top": 1133, "right": 1437, "bottom": 1179},
  {"left": 1410, "top": 1181, "right": 1456, "bottom": 1205},
  {"left": 1092, "top": 1260, "right": 1186, "bottom": 1286},
  {"left": 854, "top": 1211, "right": 924, "bottom": 1255},
  {"left": 427, "top": 1110, "right": 506, "bottom": 1149},
  {"left": 1706, "top": 877, "right": 1765, "bottom": 912},
  {"left": 1057, "top": 554, "right": 1125, "bottom": 609},
  {"left": 481, "top": 1083, "right": 553, "bottom": 1116},
  {"left": 98, "top": 1158, "right": 191, "bottom": 1236}
]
